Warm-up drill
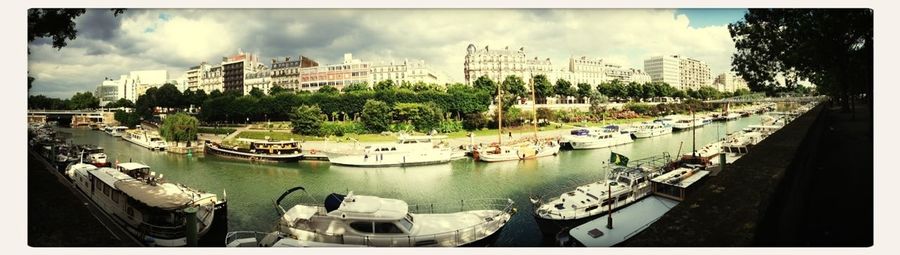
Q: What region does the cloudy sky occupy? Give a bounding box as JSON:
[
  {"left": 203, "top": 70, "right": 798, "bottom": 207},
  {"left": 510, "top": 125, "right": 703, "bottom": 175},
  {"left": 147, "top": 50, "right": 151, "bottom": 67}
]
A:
[{"left": 28, "top": 8, "right": 746, "bottom": 98}]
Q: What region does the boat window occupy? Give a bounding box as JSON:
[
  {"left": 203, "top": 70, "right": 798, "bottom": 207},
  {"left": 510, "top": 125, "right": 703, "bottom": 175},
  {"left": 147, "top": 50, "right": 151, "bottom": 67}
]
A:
[
  {"left": 586, "top": 193, "right": 599, "bottom": 200},
  {"left": 617, "top": 177, "right": 632, "bottom": 186},
  {"left": 349, "top": 221, "right": 374, "bottom": 234},
  {"left": 374, "top": 222, "right": 405, "bottom": 234},
  {"left": 601, "top": 198, "right": 615, "bottom": 206}
]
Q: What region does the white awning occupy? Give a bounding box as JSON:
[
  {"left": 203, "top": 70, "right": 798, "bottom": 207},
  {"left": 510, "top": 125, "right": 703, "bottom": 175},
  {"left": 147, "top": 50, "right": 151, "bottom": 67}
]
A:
[{"left": 115, "top": 180, "right": 194, "bottom": 210}]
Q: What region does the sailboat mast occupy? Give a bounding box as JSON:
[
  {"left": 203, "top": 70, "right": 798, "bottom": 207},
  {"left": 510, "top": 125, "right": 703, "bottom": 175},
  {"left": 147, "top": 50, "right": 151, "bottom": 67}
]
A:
[
  {"left": 531, "top": 76, "right": 538, "bottom": 140},
  {"left": 498, "top": 81, "right": 503, "bottom": 145}
]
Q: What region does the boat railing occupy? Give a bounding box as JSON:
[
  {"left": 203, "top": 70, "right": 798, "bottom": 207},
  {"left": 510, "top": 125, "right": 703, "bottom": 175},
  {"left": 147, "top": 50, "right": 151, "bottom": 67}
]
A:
[
  {"left": 407, "top": 198, "right": 515, "bottom": 215},
  {"left": 224, "top": 231, "right": 267, "bottom": 246},
  {"left": 140, "top": 220, "right": 188, "bottom": 239}
]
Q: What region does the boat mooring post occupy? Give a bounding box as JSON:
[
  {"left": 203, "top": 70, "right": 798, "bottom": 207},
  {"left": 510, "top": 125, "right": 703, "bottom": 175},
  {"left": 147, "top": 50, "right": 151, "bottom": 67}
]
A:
[
  {"left": 185, "top": 207, "right": 198, "bottom": 246},
  {"left": 720, "top": 153, "right": 726, "bottom": 171}
]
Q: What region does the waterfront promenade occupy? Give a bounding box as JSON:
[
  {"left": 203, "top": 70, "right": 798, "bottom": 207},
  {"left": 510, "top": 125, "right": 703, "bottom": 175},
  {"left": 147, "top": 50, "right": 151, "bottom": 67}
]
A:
[{"left": 623, "top": 101, "right": 872, "bottom": 246}]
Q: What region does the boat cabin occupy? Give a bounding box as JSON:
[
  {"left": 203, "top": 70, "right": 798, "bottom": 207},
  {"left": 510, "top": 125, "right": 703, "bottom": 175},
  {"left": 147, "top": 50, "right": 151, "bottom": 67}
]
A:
[
  {"left": 250, "top": 141, "right": 301, "bottom": 155},
  {"left": 651, "top": 166, "right": 708, "bottom": 201},
  {"left": 283, "top": 192, "right": 417, "bottom": 236}
]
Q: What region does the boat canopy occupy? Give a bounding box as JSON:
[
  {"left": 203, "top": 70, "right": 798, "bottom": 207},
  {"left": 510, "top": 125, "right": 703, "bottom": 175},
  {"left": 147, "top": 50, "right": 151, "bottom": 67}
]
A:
[
  {"left": 92, "top": 168, "right": 132, "bottom": 187},
  {"left": 327, "top": 192, "right": 409, "bottom": 220},
  {"left": 117, "top": 162, "right": 150, "bottom": 171},
  {"left": 284, "top": 205, "right": 318, "bottom": 223},
  {"left": 115, "top": 180, "right": 194, "bottom": 210},
  {"left": 324, "top": 193, "right": 346, "bottom": 213}
]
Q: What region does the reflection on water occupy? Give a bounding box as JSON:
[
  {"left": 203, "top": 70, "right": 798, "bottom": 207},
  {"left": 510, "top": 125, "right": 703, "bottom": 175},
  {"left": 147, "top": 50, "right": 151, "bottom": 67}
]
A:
[{"left": 58, "top": 115, "right": 761, "bottom": 246}]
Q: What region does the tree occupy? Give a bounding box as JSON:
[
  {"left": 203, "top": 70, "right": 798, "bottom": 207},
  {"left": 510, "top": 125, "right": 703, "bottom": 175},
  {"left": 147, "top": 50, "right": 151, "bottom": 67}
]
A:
[
  {"left": 28, "top": 9, "right": 125, "bottom": 89},
  {"left": 343, "top": 82, "right": 370, "bottom": 93},
  {"left": 290, "top": 105, "right": 324, "bottom": 135},
  {"left": 729, "top": 9, "right": 872, "bottom": 110},
  {"left": 393, "top": 102, "right": 444, "bottom": 132},
  {"left": 69, "top": 91, "right": 99, "bottom": 109},
  {"left": 159, "top": 112, "right": 199, "bottom": 147},
  {"left": 502, "top": 75, "right": 527, "bottom": 98},
  {"left": 374, "top": 79, "right": 396, "bottom": 91},
  {"left": 105, "top": 98, "right": 134, "bottom": 108},
  {"left": 554, "top": 79, "right": 575, "bottom": 98},
  {"left": 113, "top": 110, "right": 141, "bottom": 128},
  {"left": 472, "top": 75, "right": 498, "bottom": 97},
  {"left": 269, "top": 86, "right": 293, "bottom": 95},
  {"left": 317, "top": 85, "right": 339, "bottom": 95},
  {"left": 249, "top": 87, "right": 266, "bottom": 98},
  {"left": 532, "top": 74, "right": 554, "bottom": 103},
  {"left": 155, "top": 83, "right": 183, "bottom": 111},
  {"left": 576, "top": 83, "right": 593, "bottom": 102},
  {"left": 361, "top": 99, "right": 392, "bottom": 133}
]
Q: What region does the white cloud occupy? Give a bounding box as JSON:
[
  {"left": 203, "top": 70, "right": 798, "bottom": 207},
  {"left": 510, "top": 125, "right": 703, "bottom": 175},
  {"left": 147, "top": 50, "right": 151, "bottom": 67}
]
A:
[{"left": 28, "top": 9, "right": 740, "bottom": 98}]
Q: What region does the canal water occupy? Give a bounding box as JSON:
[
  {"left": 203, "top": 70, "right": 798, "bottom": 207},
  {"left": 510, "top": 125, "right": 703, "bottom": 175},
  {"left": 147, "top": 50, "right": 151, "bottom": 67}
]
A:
[{"left": 60, "top": 115, "right": 760, "bottom": 246}]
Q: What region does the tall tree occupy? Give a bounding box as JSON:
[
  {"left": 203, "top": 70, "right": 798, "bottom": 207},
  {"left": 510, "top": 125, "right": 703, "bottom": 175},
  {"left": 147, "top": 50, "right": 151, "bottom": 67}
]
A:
[
  {"left": 68, "top": 91, "right": 99, "bottom": 109},
  {"left": 159, "top": 112, "right": 199, "bottom": 147},
  {"left": 290, "top": 105, "right": 324, "bottom": 135},
  {"left": 374, "top": 79, "right": 396, "bottom": 91},
  {"left": 361, "top": 99, "right": 392, "bottom": 133},
  {"left": 576, "top": 83, "right": 593, "bottom": 101},
  {"left": 729, "top": 9, "right": 872, "bottom": 110},
  {"left": 472, "top": 75, "right": 498, "bottom": 97},
  {"left": 154, "top": 83, "right": 183, "bottom": 110},
  {"left": 317, "top": 85, "right": 339, "bottom": 95},
  {"left": 342, "top": 82, "right": 370, "bottom": 93},
  {"left": 502, "top": 75, "right": 527, "bottom": 98},
  {"left": 554, "top": 79, "right": 575, "bottom": 98},
  {"left": 532, "top": 74, "right": 554, "bottom": 103}
]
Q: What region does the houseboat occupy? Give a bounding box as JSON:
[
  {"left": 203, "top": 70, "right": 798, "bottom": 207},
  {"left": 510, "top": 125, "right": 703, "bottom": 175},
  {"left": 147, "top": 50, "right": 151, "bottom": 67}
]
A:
[
  {"left": 122, "top": 129, "right": 168, "bottom": 151},
  {"left": 559, "top": 126, "right": 633, "bottom": 150},
  {"left": 65, "top": 162, "right": 228, "bottom": 246},
  {"left": 329, "top": 135, "right": 456, "bottom": 167},
  {"left": 205, "top": 140, "right": 303, "bottom": 162}
]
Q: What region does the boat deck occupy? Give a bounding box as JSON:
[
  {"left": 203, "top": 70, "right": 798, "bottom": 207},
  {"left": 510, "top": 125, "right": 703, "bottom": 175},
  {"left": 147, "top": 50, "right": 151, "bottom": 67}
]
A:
[{"left": 569, "top": 196, "right": 679, "bottom": 247}]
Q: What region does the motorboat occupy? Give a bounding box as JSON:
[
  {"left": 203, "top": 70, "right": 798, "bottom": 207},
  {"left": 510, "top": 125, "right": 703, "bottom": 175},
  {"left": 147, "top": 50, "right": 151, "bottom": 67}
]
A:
[
  {"left": 328, "top": 135, "right": 455, "bottom": 167},
  {"left": 631, "top": 121, "right": 673, "bottom": 139},
  {"left": 531, "top": 162, "right": 665, "bottom": 221},
  {"left": 671, "top": 117, "right": 704, "bottom": 130},
  {"left": 76, "top": 144, "right": 110, "bottom": 167},
  {"left": 205, "top": 140, "right": 304, "bottom": 162},
  {"left": 65, "top": 162, "right": 227, "bottom": 246},
  {"left": 559, "top": 126, "right": 633, "bottom": 150},
  {"left": 107, "top": 126, "right": 129, "bottom": 137},
  {"left": 721, "top": 131, "right": 764, "bottom": 162},
  {"left": 122, "top": 129, "right": 168, "bottom": 151},
  {"left": 273, "top": 187, "right": 516, "bottom": 247}
]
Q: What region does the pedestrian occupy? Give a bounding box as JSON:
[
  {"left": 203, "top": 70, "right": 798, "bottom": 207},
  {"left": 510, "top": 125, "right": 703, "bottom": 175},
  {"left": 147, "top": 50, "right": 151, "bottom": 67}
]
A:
[{"left": 508, "top": 132, "right": 513, "bottom": 138}]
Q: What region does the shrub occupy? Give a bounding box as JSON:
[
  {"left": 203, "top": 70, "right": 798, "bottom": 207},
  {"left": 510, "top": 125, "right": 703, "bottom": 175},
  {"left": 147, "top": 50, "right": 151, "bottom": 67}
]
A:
[{"left": 462, "top": 113, "right": 490, "bottom": 130}]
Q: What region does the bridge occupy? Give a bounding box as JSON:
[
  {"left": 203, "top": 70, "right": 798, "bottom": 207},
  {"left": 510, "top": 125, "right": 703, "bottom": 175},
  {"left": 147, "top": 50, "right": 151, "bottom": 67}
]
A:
[
  {"left": 704, "top": 93, "right": 826, "bottom": 104},
  {"left": 28, "top": 110, "right": 117, "bottom": 127}
]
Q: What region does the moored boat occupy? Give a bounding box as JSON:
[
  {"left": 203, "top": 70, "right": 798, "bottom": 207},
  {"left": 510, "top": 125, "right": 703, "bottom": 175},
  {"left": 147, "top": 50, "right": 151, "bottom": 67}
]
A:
[
  {"left": 631, "top": 120, "right": 673, "bottom": 139},
  {"left": 328, "top": 134, "right": 454, "bottom": 167},
  {"left": 559, "top": 126, "right": 633, "bottom": 150},
  {"left": 122, "top": 129, "right": 168, "bottom": 151},
  {"left": 273, "top": 187, "right": 516, "bottom": 247},
  {"left": 65, "top": 162, "right": 228, "bottom": 246},
  {"left": 205, "top": 140, "right": 303, "bottom": 162}
]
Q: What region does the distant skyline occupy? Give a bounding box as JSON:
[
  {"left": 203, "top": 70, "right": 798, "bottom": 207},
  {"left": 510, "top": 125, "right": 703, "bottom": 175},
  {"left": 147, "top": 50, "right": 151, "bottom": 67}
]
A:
[{"left": 28, "top": 8, "right": 747, "bottom": 98}]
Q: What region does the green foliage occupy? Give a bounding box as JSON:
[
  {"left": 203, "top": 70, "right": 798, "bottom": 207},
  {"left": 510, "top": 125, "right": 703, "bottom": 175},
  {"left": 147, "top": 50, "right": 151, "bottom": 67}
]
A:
[
  {"left": 159, "top": 112, "right": 199, "bottom": 145},
  {"left": 436, "top": 120, "right": 464, "bottom": 133},
  {"left": 361, "top": 99, "right": 392, "bottom": 133},
  {"left": 290, "top": 105, "right": 324, "bottom": 135},
  {"left": 342, "top": 82, "right": 370, "bottom": 93},
  {"left": 729, "top": 9, "right": 871, "bottom": 107},
  {"left": 393, "top": 102, "right": 444, "bottom": 133},
  {"left": 462, "top": 113, "right": 491, "bottom": 130},
  {"left": 625, "top": 102, "right": 653, "bottom": 115},
  {"left": 317, "top": 85, "right": 339, "bottom": 95},
  {"left": 155, "top": 83, "right": 183, "bottom": 109},
  {"left": 501, "top": 75, "right": 527, "bottom": 98},
  {"left": 536, "top": 107, "right": 555, "bottom": 122},
  {"left": 197, "top": 127, "right": 236, "bottom": 135},
  {"left": 554, "top": 79, "right": 576, "bottom": 97},
  {"left": 320, "top": 121, "right": 366, "bottom": 137},
  {"left": 68, "top": 91, "right": 99, "bottom": 109},
  {"left": 532, "top": 75, "right": 554, "bottom": 103},
  {"left": 269, "top": 86, "right": 293, "bottom": 95},
  {"left": 104, "top": 98, "right": 134, "bottom": 108},
  {"left": 576, "top": 83, "right": 593, "bottom": 100},
  {"left": 249, "top": 87, "right": 266, "bottom": 97},
  {"left": 472, "top": 75, "right": 498, "bottom": 97},
  {"left": 113, "top": 110, "right": 141, "bottom": 128},
  {"left": 374, "top": 80, "right": 396, "bottom": 91},
  {"left": 28, "top": 95, "right": 69, "bottom": 110}
]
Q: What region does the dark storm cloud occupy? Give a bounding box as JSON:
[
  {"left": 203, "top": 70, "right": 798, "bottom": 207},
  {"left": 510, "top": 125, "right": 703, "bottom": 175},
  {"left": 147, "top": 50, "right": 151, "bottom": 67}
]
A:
[{"left": 75, "top": 9, "right": 126, "bottom": 41}]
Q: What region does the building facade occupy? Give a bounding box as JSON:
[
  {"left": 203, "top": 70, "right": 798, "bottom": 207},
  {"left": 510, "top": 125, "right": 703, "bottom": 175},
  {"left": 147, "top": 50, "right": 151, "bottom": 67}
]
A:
[
  {"left": 565, "top": 56, "right": 653, "bottom": 85},
  {"left": 221, "top": 50, "right": 264, "bottom": 94},
  {"left": 713, "top": 72, "right": 750, "bottom": 92},
  {"left": 197, "top": 66, "right": 224, "bottom": 94},
  {"left": 94, "top": 70, "right": 169, "bottom": 106},
  {"left": 298, "top": 53, "right": 370, "bottom": 92},
  {"left": 270, "top": 56, "right": 318, "bottom": 92},
  {"left": 371, "top": 59, "right": 443, "bottom": 86},
  {"left": 463, "top": 44, "right": 553, "bottom": 85},
  {"left": 644, "top": 55, "right": 710, "bottom": 91},
  {"left": 244, "top": 69, "right": 273, "bottom": 95}
]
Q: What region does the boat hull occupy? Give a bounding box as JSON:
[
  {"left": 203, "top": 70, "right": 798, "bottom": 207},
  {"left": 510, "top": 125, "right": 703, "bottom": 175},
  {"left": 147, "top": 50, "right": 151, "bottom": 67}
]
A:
[
  {"left": 632, "top": 127, "right": 672, "bottom": 138},
  {"left": 205, "top": 143, "right": 303, "bottom": 163}
]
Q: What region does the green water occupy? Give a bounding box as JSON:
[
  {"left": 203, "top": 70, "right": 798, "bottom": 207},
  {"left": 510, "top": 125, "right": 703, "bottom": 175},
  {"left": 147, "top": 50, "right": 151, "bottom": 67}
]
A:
[{"left": 60, "top": 115, "right": 760, "bottom": 246}]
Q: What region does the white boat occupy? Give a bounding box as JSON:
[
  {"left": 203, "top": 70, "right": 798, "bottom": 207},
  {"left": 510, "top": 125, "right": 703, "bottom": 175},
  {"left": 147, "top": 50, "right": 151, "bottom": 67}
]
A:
[
  {"left": 631, "top": 121, "right": 673, "bottom": 139},
  {"left": 273, "top": 187, "right": 516, "bottom": 247},
  {"left": 107, "top": 126, "right": 129, "bottom": 137},
  {"left": 225, "top": 231, "right": 362, "bottom": 247},
  {"left": 531, "top": 163, "right": 665, "bottom": 221},
  {"left": 66, "top": 162, "right": 227, "bottom": 246},
  {"left": 560, "top": 126, "right": 633, "bottom": 150},
  {"left": 122, "top": 129, "right": 168, "bottom": 151},
  {"left": 724, "top": 113, "right": 741, "bottom": 120},
  {"left": 76, "top": 144, "right": 110, "bottom": 167},
  {"left": 721, "top": 131, "right": 764, "bottom": 162},
  {"left": 671, "top": 117, "right": 704, "bottom": 130},
  {"left": 474, "top": 140, "right": 560, "bottom": 162},
  {"left": 329, "top": 135, "right": 455, "bottom": 167}
]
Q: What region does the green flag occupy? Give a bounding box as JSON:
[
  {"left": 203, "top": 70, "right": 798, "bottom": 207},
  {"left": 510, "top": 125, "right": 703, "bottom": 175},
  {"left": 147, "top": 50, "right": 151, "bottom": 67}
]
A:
[{"left": 610, "top": 152, "right": 629, "bottom": 166}]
